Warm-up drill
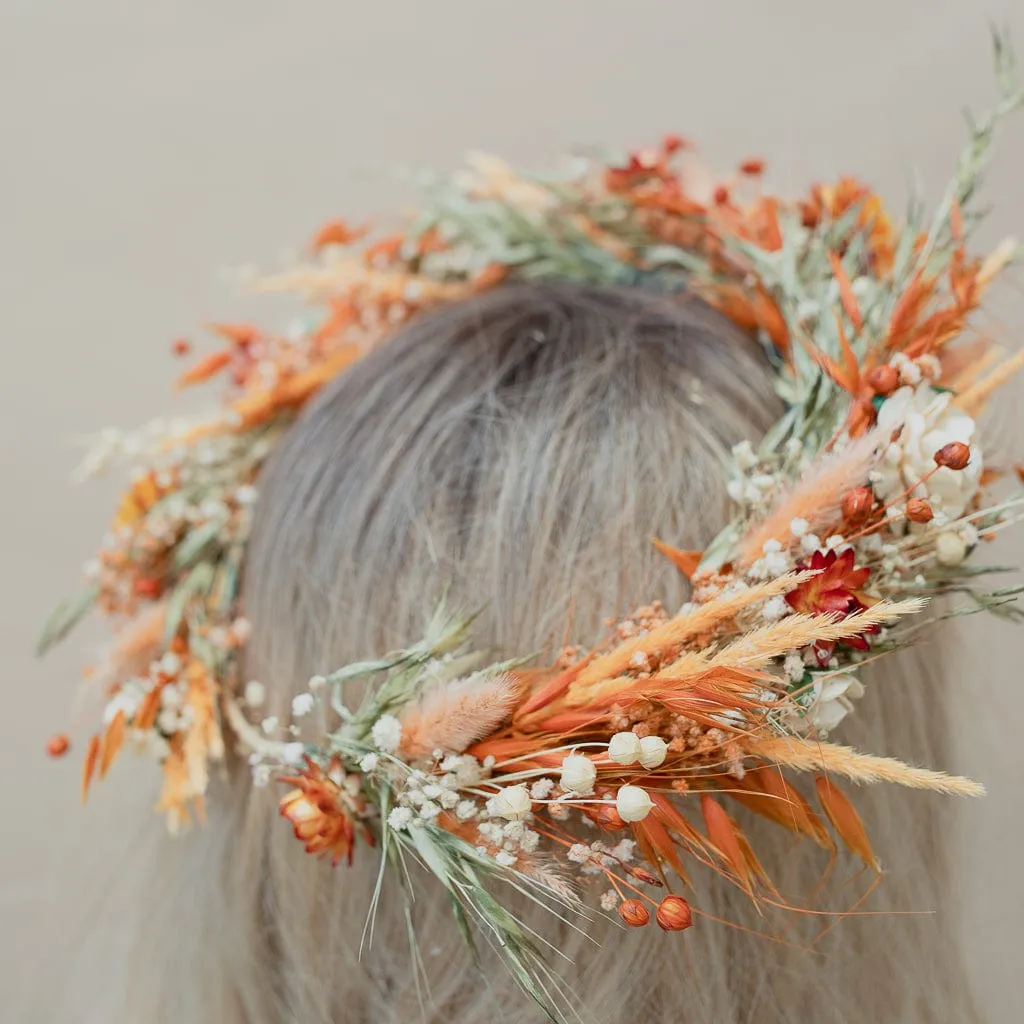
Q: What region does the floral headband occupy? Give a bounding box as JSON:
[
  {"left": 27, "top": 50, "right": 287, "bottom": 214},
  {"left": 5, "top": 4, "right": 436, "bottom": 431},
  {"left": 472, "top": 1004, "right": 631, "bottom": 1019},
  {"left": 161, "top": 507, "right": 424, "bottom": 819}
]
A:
[{"left": 41, "top": 33, "right": 1024, "bottom": 1021}]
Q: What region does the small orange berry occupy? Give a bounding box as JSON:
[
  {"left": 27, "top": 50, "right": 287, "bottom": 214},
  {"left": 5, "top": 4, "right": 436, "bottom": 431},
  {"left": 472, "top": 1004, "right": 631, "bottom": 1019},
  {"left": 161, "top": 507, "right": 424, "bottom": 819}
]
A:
[
  {"left": 134, "top": 576, "right": 164, "bottom": 599},
  {"left": 841, "top": 486, "right": 875, "bottom": 522},
  {"left": 905, "top": 498, "right": 934, "bottom": 523},
  {"left": 866, "top": 364, "right": 900, "bottom": 396},
  {"left": 739, "top": 158, "right": 765, "bottom": 176},
  {"left": 171, "top": 338, "right": 192, "bottom": 357},
  {"left": 656, "top": 894, "right": 694, "bottom": 931},
  {"left": 47, "top": 734, "right": 71, "bottom": 758},
  {"left": 934, "top": 442, "right": 971, "bottom": 471},
  {"left": 618, "top": 900, "right": 651, "bottom": 927}
]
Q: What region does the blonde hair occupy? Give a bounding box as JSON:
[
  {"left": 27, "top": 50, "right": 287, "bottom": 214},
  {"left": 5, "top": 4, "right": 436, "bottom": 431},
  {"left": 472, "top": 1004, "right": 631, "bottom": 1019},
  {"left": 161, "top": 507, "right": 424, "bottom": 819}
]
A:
[{"left": 117, "top": 282, "right": 977, "bottom": 1022}]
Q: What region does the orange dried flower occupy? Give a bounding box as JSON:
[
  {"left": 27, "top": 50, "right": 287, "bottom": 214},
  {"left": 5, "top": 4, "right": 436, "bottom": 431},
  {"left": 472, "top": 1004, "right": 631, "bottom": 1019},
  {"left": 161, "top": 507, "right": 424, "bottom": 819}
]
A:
[
  {"left": 279, "top": 757, "right": 369, "bottom": 865},
  {"left": 934, "top": 442, "right": 971, "bottom": 470},
  {"left": 618, "top": 900, "right": 650, "bottom": 927},
  {"left": 905, "top": 498, "right": 934, "bottom": 523},
  {"left": 655, "top": 894, "right": 693, "bottom": 931}
]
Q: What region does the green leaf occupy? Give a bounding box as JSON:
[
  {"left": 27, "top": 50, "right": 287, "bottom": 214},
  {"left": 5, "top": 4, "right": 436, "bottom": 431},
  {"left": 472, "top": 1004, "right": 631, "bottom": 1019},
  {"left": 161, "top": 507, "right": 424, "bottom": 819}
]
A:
[{"left": 36, "top": 584, "right": 100, "bottom": 657}]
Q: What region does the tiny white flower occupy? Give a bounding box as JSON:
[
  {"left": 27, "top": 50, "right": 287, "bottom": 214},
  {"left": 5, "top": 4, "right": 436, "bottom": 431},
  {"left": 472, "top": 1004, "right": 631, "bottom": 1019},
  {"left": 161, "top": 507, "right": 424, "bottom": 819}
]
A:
[
  {"left": 251, "top": 764, "right": 271, "bottom": 788},
  {"left": 519, "top": 829, "right": 540, "bottom": 853},
  {"left": 732, "top": 440, "right": 759, "bottom": 470},
  {"left": 762, "top": 538, "right": 783, "bottom": 554},
  {"left": 559, "top": 753, "right": 597, "bottom": 794},
  {"left": 600, "top": 890, "right": 619, "bottom": 911},
  {"left": 489, "top": 784, "right": 532, "bottom": 821},
  {"left": 235, "top": 484, "right": 258, "bottom": 505},
  {"left": 359, "top": 753, "right": 379, "bottom": 773},
  {"left": 761, "top": 596, "right": 789, "bottom": 622},
  {"left": 616, "top": 785, "right": 654, "bottom": 822},
  {"left": 611, "top": 838, "right": 637, "bottom": 862},
  {"left": 936, "top": 531, "right": 968, "bottom": 566},
  {"left": 260, "top": 716, "right": 279, "bottom": 735},
  {"left": 784, "top": 652, "right": 806, "bottom": 683},
  {"left": 308, "top": 674, "right": 327, "bottom": 692},
  {"left": 567, "top": 843, "right": 591, "bottom": 864},
  {"left": 495, "top": 850, "right": 518, "bottom": 868},
  {"left": 440, "top": 790, "right": 460, "bottom": 809},
  {"left": 244, "top": 681, "right": 266, "bottom": 709},
  {"left": 790, "top": 517, "right": 809, "bottom": 538},
  {"left": 371, "top": 714, "right": 403, "bottom": 752},
  {"left": 282, "top": 742, "right": 306, "bottom": 766},
  {"left": 291, "top": 693, "right": 315, "bottom": 718},
  {"left": 388, "top": 807, "right": 414, "bottom": 831},
  {"left": 825, "top": 534, "right": 846, "bottom": 550},
  {"left": 160, "top": 653, "right": 182, "bottom": 677},
  {"left": 530, "top": 778, "right": 555, "bottom": 800},
  {"left": 800, "top": 532, "right": 822, "bottom": 555},
  {"left": 419, "top": 801, "right": 441, "bottom": 819},
  {"left": 608, "top": 731, "right": 642, "bottom": 765},
  {"left": 456, "top": 800, "right": 478, "bottom": 821},
  {"left": 637, "top": 735, "right": 668, "bottom": 770}
]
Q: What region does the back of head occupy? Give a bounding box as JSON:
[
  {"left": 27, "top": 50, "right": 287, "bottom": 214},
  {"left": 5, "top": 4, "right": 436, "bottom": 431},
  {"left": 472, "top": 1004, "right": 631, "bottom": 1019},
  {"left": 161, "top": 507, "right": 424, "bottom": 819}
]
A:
[{"left": 122, "top": 281, "right": 976, "bottom": 1023}]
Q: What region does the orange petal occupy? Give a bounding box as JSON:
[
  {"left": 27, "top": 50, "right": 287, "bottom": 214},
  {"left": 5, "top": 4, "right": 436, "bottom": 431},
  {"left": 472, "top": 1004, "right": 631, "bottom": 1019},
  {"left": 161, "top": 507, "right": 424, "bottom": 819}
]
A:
[
  {"left": 829, "top": 253, "right": 863, "bottom": 333},
  {"left": 310, "top": 219, "right": 369, "bottom": 251},
  {"left": 81, "top": 735, "right": 100, "bottom": 803},
  {"left": 99, "top": 709, "right": 126, "bottom": 779},
  {"left": 815, "top": 775, "right": 879, "bottom": 871},
  {"left": 176, "top": 350, "right": 232, "bottom": 389},
  {"left": 700, "top": 793, "right": 751, "bottom": 892},
  {"left": 652, "top": 539, "right": 703, "bottom": 580}
]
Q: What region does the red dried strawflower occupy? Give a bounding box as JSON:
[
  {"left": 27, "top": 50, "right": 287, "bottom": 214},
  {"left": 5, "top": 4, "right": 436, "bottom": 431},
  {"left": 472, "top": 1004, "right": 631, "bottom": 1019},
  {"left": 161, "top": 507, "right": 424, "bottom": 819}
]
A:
[
  {"left": 618, "top": 900, "right": 651, "bottom": 927},
  {"left": 655, "top": 894, "right": 693, "bottom": 931},
  {"left": 785, "top": 549, "right": 879, "bottom": 665}
]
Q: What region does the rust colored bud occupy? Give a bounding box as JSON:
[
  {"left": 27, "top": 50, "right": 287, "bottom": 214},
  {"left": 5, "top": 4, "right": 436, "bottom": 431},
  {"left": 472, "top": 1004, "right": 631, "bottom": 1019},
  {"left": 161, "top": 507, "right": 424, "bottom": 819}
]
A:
[
  {"left": 134, "top": 576, "right": 164, "bottom": 599},
  {"left": 628, "top": 866, "right": 664, "bottom": 887},
  {"left": 593, "top": 804, "right": 627, "bottom": 832},
  {"left": 934, "top": 441, "right": 971, "bottom": 471},
  {"left": 841, "top": 486, "right": 875, "bottom": 522},
  {"left": 739, "top": 158, "right": 766, "bottom": 176},
  {"left": 713, "top": 185, "right": 731, "bottom": 206},
  {"left": 905, "top": 498, "right": 934, "bottom": 523},
  {"left": 866, "top": 364, "right": 899, "bottom": 396},
  {"left": 46, "top": 734, "right": 71, "bottom": 758},
  {"left": 655, "top": 894, "right": 694, "bottom": 931},
  {"left": 618, "top": 900, "right": 651, "bottom": 927},
  {"left": 171, "top": 338, "right": 192, "bottom": 357}
]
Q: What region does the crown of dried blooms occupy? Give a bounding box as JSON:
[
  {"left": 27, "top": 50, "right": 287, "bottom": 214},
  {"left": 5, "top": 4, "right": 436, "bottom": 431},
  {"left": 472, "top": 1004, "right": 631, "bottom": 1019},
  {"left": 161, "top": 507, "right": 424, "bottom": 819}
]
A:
[{"left": 38, "top": 32, "right": 1024, "bottom": 1023}]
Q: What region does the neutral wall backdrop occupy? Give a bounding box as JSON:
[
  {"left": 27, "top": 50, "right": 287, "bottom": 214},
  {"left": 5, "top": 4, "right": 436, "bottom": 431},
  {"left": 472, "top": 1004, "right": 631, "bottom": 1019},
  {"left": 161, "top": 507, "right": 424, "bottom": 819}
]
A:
[{"left": 3, "top": 2, "right": 1023, "bottom": 1020}]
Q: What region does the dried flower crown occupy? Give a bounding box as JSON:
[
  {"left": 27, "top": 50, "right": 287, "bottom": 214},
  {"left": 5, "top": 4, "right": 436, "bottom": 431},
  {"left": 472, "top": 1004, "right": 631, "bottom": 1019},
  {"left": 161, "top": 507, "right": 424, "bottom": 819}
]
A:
[{"left": 41, "top": 33, "right": 1024, "bottom": 1021}]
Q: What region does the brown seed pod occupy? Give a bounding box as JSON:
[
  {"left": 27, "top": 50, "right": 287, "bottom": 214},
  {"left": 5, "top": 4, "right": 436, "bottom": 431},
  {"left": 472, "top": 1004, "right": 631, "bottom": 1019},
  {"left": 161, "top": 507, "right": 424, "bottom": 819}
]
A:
[
  {"left": 934, "top": 442, "right": 971, "bottom": 470},
  {"left": 628, "top": 866, "right": 664, "bottom": 887},
  {"left": 905, "top": 498, "right": 934, "bottom": 523},
  {"left": 866, "top": 364, "right": 899, "bottom": 396},
  {"left": 841, "top": 486, "right": 875, "bottom": 522},
  {"left": 655, "top": 894, "right": 694, "bottom": 931},
  {"left": 618, "top": 900, "right": 651, "bottom": 927}
]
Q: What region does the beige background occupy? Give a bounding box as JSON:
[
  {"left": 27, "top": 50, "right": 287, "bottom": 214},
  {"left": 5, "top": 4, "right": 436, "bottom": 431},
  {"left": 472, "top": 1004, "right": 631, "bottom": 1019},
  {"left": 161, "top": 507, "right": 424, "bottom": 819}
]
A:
[{"left": 3, "top": 2, "right": 1024, "bottom": 1020}]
